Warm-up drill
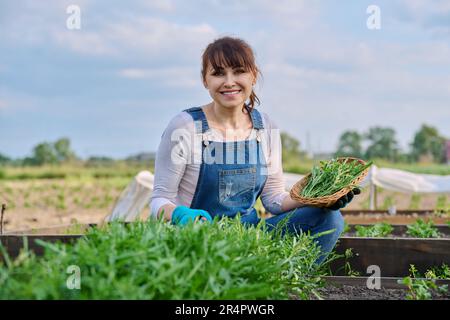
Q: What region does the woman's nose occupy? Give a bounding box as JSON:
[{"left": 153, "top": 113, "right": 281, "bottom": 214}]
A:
[{"left": 224, "top": 72, "right": 237, "bottom": 86}]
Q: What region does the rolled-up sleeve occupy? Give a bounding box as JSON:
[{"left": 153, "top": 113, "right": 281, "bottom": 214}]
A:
[
  {"left": 150, "top": 113, "right": 192, "bottom": 218},
  {"left": 259, "top": 115, "right": 290, "bottom": 215}
]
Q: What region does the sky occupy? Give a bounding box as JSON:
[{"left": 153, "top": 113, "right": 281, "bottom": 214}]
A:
[{"left": 1, "top": 0, "right": 450, "bottom": 159}]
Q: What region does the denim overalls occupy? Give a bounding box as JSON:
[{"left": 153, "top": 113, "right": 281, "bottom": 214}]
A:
[
  {"left": 184, "top": 106, "right": 267, "bottom": 219},
  {"left": 183, "top": 106, "right": 344, "bottom": 264}
]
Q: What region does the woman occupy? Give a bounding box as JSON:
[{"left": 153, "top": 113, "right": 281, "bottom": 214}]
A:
[{"left": 150, "top": 36, "right": 359, "bottom": 264}]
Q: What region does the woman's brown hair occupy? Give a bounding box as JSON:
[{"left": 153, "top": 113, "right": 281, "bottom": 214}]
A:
[{"left": 201, "top": 36, "right": 261, "bottom": 113}]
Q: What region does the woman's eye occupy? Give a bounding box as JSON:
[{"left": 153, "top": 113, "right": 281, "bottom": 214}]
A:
[{"left": 212, "top": 69, "right": 245, "bottom": 76}]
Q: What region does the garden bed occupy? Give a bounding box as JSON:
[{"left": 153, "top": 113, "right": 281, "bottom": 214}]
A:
[{"left": 1, "top": 222, "right": 449, "bottom": 300}]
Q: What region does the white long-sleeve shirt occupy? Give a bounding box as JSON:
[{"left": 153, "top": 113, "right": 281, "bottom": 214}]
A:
[{"left": 150, "top": 109, "right": 290, "bottom": 218}]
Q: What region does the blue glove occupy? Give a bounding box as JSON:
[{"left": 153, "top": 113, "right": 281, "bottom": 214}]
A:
[
  {"left": 326, "top": 188, "right": 361, "bottom": 210},
  {"left": 171, "top": 206, "right": 212, "bottom": 226}
]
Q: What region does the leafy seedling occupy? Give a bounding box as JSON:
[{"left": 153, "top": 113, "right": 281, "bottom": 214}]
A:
[
  {"left": 406, "top": 219, "right": 441, "bottom": 238},
  {"left": 355, "top": 222, "right": 393, "bottom": 238}
]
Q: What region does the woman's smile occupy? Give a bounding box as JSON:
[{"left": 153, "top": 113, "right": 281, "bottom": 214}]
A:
[{"left": 220, "top": 89, "right": 242, "bottom": 99}]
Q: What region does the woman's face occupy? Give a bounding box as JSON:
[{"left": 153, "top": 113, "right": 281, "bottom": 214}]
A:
[{"left": 203, "top": 62, "right": 256, "bottom": 110}]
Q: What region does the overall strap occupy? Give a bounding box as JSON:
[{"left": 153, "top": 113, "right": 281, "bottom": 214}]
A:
[
  {"left": 184, "top": 105, "right": 265, "bottom": 134},
  {"left": 183, "top": 107, "right": 210, "bottom": 134},
  {"left": 245, "top": 105, "right": 264, "bottom": 130}
]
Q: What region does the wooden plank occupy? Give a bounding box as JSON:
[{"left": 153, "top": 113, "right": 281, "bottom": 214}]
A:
[
  {"left": 0, "top": 235, "right": 83, "bottom": 260},
  {"left": 3, "top": 224, "right": 97, "bottom": 235},
  {"left": 330, "top": 237, "right": 450, "bottom": 277},
  {"left": 341, "top": 209, "right": 436, "bottom": 215}
]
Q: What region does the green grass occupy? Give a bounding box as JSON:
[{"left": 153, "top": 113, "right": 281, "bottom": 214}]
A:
[
  {"left": 0, "top": 217, "right": 326, "bottom": 299},
  {"left": 435, "top": 194, "right": 448, "bottom": 214},
  {"left": 380, "top": 195, "right": 395, "bottom": 211},
  {"left": 408, "top": 194, "right": 422, "bottom": 210},
  {"left": 0, "top": 164, "right": 153, "bottom": 181}
]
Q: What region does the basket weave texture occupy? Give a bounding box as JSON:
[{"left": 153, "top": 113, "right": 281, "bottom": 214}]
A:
[{"left": 289, "top": 157, "right": 370, "bottom": 208}]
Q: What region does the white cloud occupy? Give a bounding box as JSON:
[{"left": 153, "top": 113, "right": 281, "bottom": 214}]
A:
[
  {"left": 1, "top": 2, "right": 217, "bottom": 61},
  {"left": 49, "top": 17, "right": 216, "bottom": 61},
  {"left": 138, "top": 0, "right": 176, "bottom": 12},
  {"left": 395, "top": 0, "right": 450, "bottom": 36},
  {"left": 119, "top": 67, "right": 199, "bottom": 88},
  {"left": 52, "top": 31, "right": 117, "bottom": 55}
]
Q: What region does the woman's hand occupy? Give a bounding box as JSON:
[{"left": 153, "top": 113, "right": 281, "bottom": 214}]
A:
[
  {"left": 171, "top": 206, "right": 213, "bottom": 226},
  {"left": 326, "top": 188, "right": 361, "bottom": 210}
]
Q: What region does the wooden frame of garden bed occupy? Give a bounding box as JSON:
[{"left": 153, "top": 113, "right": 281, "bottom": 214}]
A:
[
  {"left": 329, "top": 237, "right": 450, "bottom": 277},
  {"left": 2, "top": 235, "right": 449, "bottom": 275}
]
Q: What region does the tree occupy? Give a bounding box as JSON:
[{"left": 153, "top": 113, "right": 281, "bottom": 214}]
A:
[
  {"left": 0, "top": 153, "right": 11, "bottom": 165},
  {"left": 410, "top": 124, "right": 446, "bottom": 163},
  {"left": 31, "top": 142, "right": 58, "bottom": 165},
  {"left": 364, "top": 127, "right": 400, "bottom": 161},
  {"left": 86, "top": 156, "right": 115, "bottom": 167},
  {"left": 335, "top": 131, "right": 363, "bottom": 158},
  {"left": 54, "top": 138, "right": 76, "bottom": 163},
  {"left": 24, "top": 138, "right": 78, "bottom": 166},
  {"left": 280, "top": 132, "right": 307, "bottom": 161}
]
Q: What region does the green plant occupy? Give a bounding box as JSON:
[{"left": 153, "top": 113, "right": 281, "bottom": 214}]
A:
[
  {"left": 435, "top": 194, "right": 447, "bottom": 211},
  {"left": 434, "top": 195, "right": 449, "bottom": 217},
  {"left": 381, "top": 195, "right": 395, "bottom": 211},
  {"left": 408, "top": 193, "right": 421, "bottom": 210},
  {"left": 56, "top": 191, "right": 67, "bottom": 210},
  {"left": 342, "top": 221, "right": 350, "bottom": 234},
  {"left": 342, "top": 248, "right": 360, "bottom": 277},
  {"left": 425, "top": 264, "right": 450, "bottom": 280},
  {"left": 406, "top": 219, "right": 441, "bottom": 238},
  {"left": 355, "top": 222, "right": 393, "bottom": 238},
  {"left": 300, "top": 158, "right": 372, "bottom": 198},
  {"left": 4, "top": 186, "right": 13, "bottom": 195},
  {"left": 399, "top": 264, "right": 448, "bottom": 300},
  {"left": 73, "top": 197, "right": 81, "bottom": 206},
  {"left": 0, "top": 217, "right": 326, "bottom": 299}
]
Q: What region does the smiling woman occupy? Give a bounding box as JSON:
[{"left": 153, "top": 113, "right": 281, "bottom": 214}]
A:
[{"left": 150, "top": 36, "right": 356, "bottom": 265}]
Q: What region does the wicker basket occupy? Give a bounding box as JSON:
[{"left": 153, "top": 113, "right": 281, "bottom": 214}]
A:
[{"left": 289, "top": 157, "right": 370, "bottom": 208}]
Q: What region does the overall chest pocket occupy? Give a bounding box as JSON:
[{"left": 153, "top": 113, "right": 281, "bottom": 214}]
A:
[{"left": 219, "top": 167, "right": 256, "bottom": 208}]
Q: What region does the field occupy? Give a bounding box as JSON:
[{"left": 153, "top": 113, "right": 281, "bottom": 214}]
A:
[{"left": 0, "top": 163, "right": 449, "bottom": 232}]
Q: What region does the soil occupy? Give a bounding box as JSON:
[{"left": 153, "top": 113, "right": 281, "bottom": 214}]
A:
[
  {"left": 313, "top": 285, "right": 450, "bottom": 300},
  {"left": 1, "top": 208, "right": 110, "bottom": 232}
]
